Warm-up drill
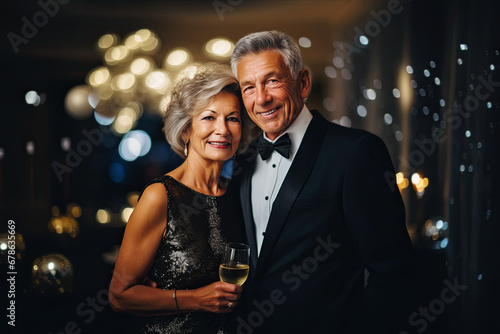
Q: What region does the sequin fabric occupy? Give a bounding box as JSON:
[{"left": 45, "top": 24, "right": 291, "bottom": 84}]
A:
[{"left": 136, "top": 175, "right": 227, "bottom": 334}]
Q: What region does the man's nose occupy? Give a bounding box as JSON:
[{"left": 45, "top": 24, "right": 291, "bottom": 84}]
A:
[{"left": 255, "top": 85, "right": 272, "bottom": 106}]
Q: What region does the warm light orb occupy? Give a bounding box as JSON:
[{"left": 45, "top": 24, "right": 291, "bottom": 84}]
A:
[
  {"left": 396, "top": 172, "right": 404, "bottom": 184},
  {"left": 411, "top": 173, "right": 421, "bottom": 185},
  {"left": 98, "top": 84, "right": 115, "bottom": 101},
  {"left": 64, "top": 85, "right": 93, "bottom": 119},
  {"left": 165, "top": 48, "right": 191, "bottom": 69},
  {"left": 141, "top": 36, "right": 160, "bottom": 52},
  {"left": 127, "top": 192, "right": 140, "bottom": 207},
  {"left": 396, "top": 172, "right": 409, "bottom": 190},
  {"left": 135, "top": 29, "right": 152, "bottom": 42},
  {"left": 205, "top": 38, "right": 234, "bottom": 57},
  {"left": 105, "top": 45, "right": 130, "bottom": 65},
  {"left": 411, "top": 173, "right": 428, "bottom": 198},
  {"left": 145, "top": 70, "right": 171, "bottom": 94},
  {"left": 87, "top": 67, "right": 111, "bottom": 87},
  {"left": 48, "top": 214, "right": 79, "bottom": 238},
  {"left": 121, "top": 207, "right": 134, "bottom": 223},
  {"left": 113, "top": 107, "right": 137, "bottom": 134},
  {"left": 124, "top": 29, "right": 159, "bottom": 53},
  {"left": 98, "top": 34, "right": 118, "bottom": 50},
  {"left": 96, "top": 209, "right": 111, "bottom": 224},
  {"left": 124, "top": 34, "right": 142, "bottom": 50},
  {"left": 130, "top": 57, "right": 153, "bottom": 76},
  {"left": 112, "top": 73, "right": 136, "bottom": 91},
  {"left": 126, "top": 101, "right": 143, "bottom": 119},
  {"left": 67, "top": 203, "right": 82, "bottom": 218}
]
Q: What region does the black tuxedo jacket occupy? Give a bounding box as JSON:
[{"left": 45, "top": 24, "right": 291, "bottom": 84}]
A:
[{"left": 230, "top": 110, "right": 415, "bottom": 334}]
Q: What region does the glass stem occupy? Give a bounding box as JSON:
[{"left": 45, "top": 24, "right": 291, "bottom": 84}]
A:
[{"left": 217, "top": 314, "right": 226, "bottom": 333}]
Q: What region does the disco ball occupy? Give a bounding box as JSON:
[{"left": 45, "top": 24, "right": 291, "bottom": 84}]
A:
[
  {"left": 0, "top": 233, "right": 26, "bottom": 264},
  {"left": 32, "top": 253, "right": 74, "bottom": 294}
]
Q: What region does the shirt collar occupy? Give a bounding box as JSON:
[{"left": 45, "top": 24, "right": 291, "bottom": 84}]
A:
[{"left": 262, "top": 105, "right": 312, "bottom": 158}]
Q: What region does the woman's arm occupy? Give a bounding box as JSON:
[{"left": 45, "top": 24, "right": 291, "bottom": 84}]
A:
[{"left": 108, "top": 183, "right": 242, "bottom": 316}]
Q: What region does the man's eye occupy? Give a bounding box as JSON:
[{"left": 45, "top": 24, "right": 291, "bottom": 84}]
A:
[{"left": 228, "top": 117, "right": 240, "bottom": 122}]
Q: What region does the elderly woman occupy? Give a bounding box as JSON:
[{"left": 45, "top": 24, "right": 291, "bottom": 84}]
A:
[{"left": 109, "top": 63, "right": 251, "bottom": 333}]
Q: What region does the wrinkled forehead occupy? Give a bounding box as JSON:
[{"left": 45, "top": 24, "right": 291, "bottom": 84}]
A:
[{"left": 236, "top": 51, "right": 290, "bottom": 82}]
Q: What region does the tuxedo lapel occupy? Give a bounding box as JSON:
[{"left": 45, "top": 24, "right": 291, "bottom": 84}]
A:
[
  {"left": 255, "top": 111, "right": 328, "bottom": 279},
  {"left": 239, "top": 147, "right": 259, "bottom": 269}
]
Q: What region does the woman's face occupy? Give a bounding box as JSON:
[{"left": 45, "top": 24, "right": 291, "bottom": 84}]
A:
[{"left": 186, "top": 91, "right": 242, "bottom": 163}]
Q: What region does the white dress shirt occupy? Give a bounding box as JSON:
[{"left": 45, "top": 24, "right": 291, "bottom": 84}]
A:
[{"left": 251, "top": 106, "right": 313, "bottom": 256}]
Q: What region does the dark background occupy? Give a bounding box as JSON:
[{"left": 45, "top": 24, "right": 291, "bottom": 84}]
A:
[{"left": 1, "top": 0, "right": 499, "bottom": 333}]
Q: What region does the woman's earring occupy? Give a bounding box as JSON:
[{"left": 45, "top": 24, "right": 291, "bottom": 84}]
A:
[{"left": 184, "top": 141, "right": 188, "bottom": 157}]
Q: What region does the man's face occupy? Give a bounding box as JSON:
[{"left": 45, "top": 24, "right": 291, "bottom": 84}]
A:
[{"left": 236, "top": 50, "right": 311, "bottom": 140}]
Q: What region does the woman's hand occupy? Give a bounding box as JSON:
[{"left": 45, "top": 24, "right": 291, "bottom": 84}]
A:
[{"left": 189, "top": 281, "right": 243, "bottom": 313}]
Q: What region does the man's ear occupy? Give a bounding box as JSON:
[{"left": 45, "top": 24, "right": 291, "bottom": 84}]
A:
[{"left": 299, "top": 68, "right": 312, "bottom": 100}]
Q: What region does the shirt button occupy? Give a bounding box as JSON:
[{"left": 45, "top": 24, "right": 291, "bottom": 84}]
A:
[
  {"left": 265, "top": 196, "right": 269, "bottom": 200},
  {"left": 272, "top": 164, "right": 276, "bottom": 168}
]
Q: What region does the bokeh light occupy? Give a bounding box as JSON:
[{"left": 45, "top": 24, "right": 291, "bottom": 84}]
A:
[
  {"left": 109, "top": 162, "right": 125, "bottom": 183},
  {"left": 96, "top": 209, "right": 111, "bottom": 224},
  {"left": 98, "top": 33, "right": 118, "bottom": 50},
  {"left": 298, "top": 37, "right": 312, "bottom": 48},
  {"left": 121, "top": 207, "right": 134, "bottom": 223},
  {"left": 145, "top": 70, "right": 171, "bottom": 94},
  {"left": 64, "top": 85, "right": 93, "bottom": 119},
  {"left": 164, "top": 48, "right": 191, "bottom": 69},
  {"left": 87, "top": 67, "right": 111, "bottom": 87},
  {"left": 205, "top": 38, "right": 234, "bottom": 57},
  {"left": 118, "top": 130, "right": 151, "bottom": 161},
  {"left": 113, "top": 106, "right": 137, "bottom": 134}
]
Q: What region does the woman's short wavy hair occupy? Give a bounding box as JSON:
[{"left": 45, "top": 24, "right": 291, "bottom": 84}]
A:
[{"left": 163, "top": 63, "right": 253, "bottom": 158}]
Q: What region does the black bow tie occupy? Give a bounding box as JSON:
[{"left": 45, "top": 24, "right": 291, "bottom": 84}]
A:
[{"left": 256, "top": 133, "right": 291, "bottom": 160}]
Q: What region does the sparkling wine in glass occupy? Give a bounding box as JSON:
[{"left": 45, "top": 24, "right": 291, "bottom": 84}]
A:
[{"left": 216, "top": 242, "right": 250, "bottom": 334}]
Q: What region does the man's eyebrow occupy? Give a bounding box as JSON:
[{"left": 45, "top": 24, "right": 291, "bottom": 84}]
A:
[{"left": 240, "top": 71, "right": 279, "bottom": 86}]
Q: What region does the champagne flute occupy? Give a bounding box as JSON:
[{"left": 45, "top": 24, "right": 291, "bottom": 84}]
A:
[{"left": 217, "top": 242, "right": 250, "bottom": 334}]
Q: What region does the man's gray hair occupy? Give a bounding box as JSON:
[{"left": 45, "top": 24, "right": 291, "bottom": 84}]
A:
[{"left": 230, "top": 30, "right": 304, "bottom": 80}]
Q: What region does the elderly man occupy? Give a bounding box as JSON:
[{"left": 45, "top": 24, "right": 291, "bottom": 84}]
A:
[{"left": 230, "top": 30, "right": 415, "bottom": 333}]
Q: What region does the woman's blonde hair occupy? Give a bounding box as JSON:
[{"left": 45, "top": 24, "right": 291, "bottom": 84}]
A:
[{"left": 163, "top": 63, "right": 253, "bottom": 158}]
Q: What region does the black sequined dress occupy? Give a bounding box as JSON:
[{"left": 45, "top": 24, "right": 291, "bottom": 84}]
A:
[{"left": 135, "top": 175, "right": 244, "bottom": 334}]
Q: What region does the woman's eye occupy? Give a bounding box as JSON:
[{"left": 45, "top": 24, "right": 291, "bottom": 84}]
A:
[
  {"left": 202, "top": 116, "right": 214, "bottom": 120},
  {"left": 228, "top": 117, "right": 240, "bottom": 122}
]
